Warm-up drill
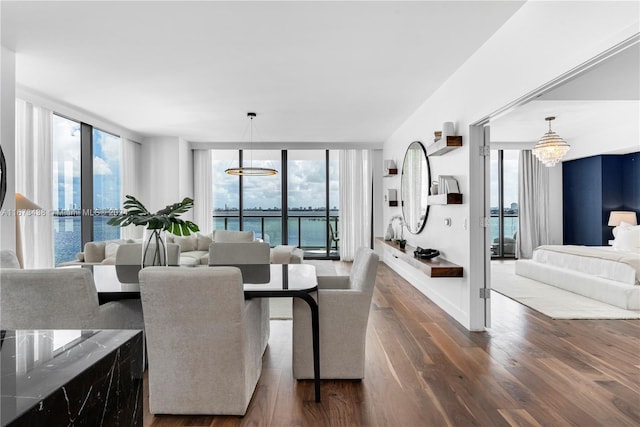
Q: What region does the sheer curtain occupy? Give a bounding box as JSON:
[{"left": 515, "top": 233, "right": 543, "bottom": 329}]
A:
[
  {"left": 121, "top": 138, "right": 143, "bottom": 240},
  {"left": 15, "top": 99, "right": 54, "bottom": 268},
  {"left": 193, "top": 149, "right": 212, "bottom": 235},
  {"left": 339, "top": 149, "right": 372, "bottom": 261},
  {"left": 517, "top": 150, "right": 550, "bottom": 258}
]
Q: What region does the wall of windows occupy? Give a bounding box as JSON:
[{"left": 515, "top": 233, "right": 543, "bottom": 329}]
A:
[
  {"left": 211, "top": 149, "right": 339, "bottom": 259},
  {"left": 52, "top": 114, "right": 121, "bottom": 265},
  {"left": 490, "top": 149, "right": 519, "bottom": 258}
]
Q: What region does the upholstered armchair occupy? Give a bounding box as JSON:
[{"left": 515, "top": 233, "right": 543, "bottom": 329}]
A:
[
  {"left": 0, "top": 268, "right": 144, "bottom": 330},
  {"left": 292, "top": 247, "right": 379, "bottom": 379},
  {"left": 139, "top": 267, "right": 265, "bottom": 415}
]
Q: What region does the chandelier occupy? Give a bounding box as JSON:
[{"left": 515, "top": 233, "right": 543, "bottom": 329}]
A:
[
  {"left": 532, "top": 116, "right": 570, "bottom": 167},
  {"left": 225, "top": 112, "right": 278, "bottom": 176}
]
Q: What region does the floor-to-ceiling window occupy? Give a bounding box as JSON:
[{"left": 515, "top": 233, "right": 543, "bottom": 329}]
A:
[
  {"left": 490, "top": 149, "right": 519, "bottom": 258},
  {"left": 211, "top": 150, "right": 240, "bottom": 231},
  {"left": 52, "top": 114, "right": 121, "bottom": 265},
  {"left": 92, "top": 128, "right": 121, "bottom": 243},
  {"left": 52, "top": 115, "right": 82, "bottom": 266},
  {"left": 242, "top": 150, "right": 282, "bottom": 245},
  {"left": 211, "top": 149, "right": 339, "bottom": 259}
]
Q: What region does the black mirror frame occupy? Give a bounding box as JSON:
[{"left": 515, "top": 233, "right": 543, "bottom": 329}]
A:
[{"left": 400, "top": 141, "right": 431, "bottom": 235}]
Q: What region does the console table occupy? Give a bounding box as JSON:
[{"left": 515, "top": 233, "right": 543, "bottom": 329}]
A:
[{"left": 376, "top": 238, "right": 463, "bottom": 277}]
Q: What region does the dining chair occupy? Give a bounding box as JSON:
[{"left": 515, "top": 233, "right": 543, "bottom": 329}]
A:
[{"left": 292, "top": 247, "right": 379, "bottom": 379}]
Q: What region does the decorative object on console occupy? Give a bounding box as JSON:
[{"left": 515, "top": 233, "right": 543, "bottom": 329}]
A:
[
  {"left": 15, "top": 193, "right": 43, "bottom": 269},
  {"left": 383, "top": 160, "right": 397, "bottom": 175},
  {"left": 108, "top": 195, "right": 199, "bottom": 267},
  {"left": 532, "top": 116, "right": 570, "bottom": 167},
  {"left": 414, "top": 247, "right": 440, "bottom": 259},
  {"left": 388, "top": 215, "right": 404, "bottom": 240},
  {"left": 396, "top": 239, "right": 407, "bottom": 250},
  {"left": 225, "top": 112, "right": 278, "bottom": 176}
]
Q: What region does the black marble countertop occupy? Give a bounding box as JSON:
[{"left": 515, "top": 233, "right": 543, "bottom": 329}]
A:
[{"left": 1, "top": 329, "right": 143, "bottom": 426}]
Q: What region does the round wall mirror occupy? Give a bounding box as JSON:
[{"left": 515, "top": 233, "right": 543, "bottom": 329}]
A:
[
  {"left": 401, "top": 141, "right": 430, "bottom": 234},
  {"left": 0, "top": 145, "right": 6, "bottom": 209}
]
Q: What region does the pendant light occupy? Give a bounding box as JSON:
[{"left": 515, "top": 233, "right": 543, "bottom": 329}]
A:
[
  {"left": 225, "top": 112, "right": 278, "bottom": 176},
  {"left": 532, "top": 116, "right": 570, "bottom": 167}
]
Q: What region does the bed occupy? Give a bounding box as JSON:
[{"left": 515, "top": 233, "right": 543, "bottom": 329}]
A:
[{"left": 515, "top": 242, "right": 640, "bottom": 310}]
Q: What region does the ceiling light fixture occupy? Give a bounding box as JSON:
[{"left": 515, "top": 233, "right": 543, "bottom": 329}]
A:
[
  {"left": 225, "top": 112, "right": 278, "bottom": 176},
  {"left": 532, "top": 116, "right": 570, "bottom": 167}
]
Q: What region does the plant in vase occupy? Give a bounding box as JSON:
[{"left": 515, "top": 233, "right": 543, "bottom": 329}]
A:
[
  {"left": 395, "top": 239, "right": 407, "bottom": 250},
  {"left": 108, "top": 195, "right": 199, "bottom": 266}
]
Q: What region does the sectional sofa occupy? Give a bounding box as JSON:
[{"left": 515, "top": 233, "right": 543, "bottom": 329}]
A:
[{"left": 60, "top": 230, "right": 304, "bottom": 267}]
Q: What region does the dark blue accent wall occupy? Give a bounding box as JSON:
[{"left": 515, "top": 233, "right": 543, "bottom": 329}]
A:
[{"left": 563, "top": 152, "right": 640, "bottom": 245}]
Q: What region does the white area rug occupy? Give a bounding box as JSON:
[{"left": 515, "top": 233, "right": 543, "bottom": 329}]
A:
[{"left": 491, "top": 262, "right": 640, "bottom": 320}]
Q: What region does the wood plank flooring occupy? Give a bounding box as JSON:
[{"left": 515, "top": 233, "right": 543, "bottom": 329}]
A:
[{"left": 143, "top": 262, "right": 640, "bottom": 426}]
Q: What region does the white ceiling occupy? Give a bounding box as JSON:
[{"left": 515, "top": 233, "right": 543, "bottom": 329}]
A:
[
  {"left": 1, "top": 1, "right": 525, "bottom": 145},
  {"left": 490, "top": 43, "right": 640, "bottom": 159}
]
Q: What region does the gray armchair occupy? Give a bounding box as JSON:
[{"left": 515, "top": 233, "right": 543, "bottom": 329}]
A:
[
  {"left": 292, "top": 247, "right": 379, "bottom": 379},
  {"left": 139, "top": 266, "right": 265, "bottom": 415},
  {"left": 0, "top": 268, "right": 144, "bottom": 330}
]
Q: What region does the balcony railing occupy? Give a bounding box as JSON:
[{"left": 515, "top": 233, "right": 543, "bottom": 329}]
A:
[
  {"left": 490, "top": 213, "right": 518, "bottom": 258},
  {"left": 212, "top": 214, "right": 339, "bottom": 259}
]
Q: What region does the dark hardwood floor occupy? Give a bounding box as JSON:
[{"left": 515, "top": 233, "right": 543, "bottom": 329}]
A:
[{"left": 143, "top": 262, "right": 640, "bottom": 426}]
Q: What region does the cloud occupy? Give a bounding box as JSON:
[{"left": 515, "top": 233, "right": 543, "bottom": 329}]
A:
[{"left": 93, "top": 156, "right": 112, "bottom": 175}]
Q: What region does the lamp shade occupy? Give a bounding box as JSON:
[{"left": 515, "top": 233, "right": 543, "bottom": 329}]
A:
[
  {"left": 607, "top": 211, "right": 638, "bottom": 226},
  {"left": 16, "top": 193, "right": 43, "bottom": 210}
]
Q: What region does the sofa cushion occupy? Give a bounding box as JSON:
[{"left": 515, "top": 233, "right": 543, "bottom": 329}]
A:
[
  {"left": 173, "top": 235, "right": 198, "bottom": 252},
  {"left": 104, "top": 242, "right": 121, "bottom": 260},
  {"left": 215, "top": 230, "right": 254, "bottom": 242},
  {"left": 84, "top": 241, "right": 107, "bottom": 263},
  {"left": 197, "top": 233, "right": 214, "bottom": 251}
]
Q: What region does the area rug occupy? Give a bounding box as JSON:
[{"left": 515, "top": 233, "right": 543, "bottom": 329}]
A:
[{"left": 491, "top": 262, "right": 640, "bottom": 320}]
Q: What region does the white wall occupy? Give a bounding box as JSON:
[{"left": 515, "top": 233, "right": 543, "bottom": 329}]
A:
[
  {"left": 140, "top": 136, "right": 194, "bottom": 215},
  {"left": 1, "top": 46, "right": 16, "bottom": 252},
  {"left": 382, "top": 1, "right": 639, "bottom": 330}
]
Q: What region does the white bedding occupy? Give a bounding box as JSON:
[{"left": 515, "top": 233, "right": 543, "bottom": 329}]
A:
[{"left": 532, "top": 246, "right": 639, "bottom": 285}]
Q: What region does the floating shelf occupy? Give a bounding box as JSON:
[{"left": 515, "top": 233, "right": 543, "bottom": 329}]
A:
[
  {"left": 389, "top": 201, "right": 398, "bottom": 207},
  {"left": 383, "top": 169, "right": 398, "bottom": 177},
  {"left": 426, "top": 136, "right": 463, "bottom": 156},
  {"left": 376, "top": 238, "right": 463, "bottom": 278},
  {"left": 428, "top": 193, "right": 462, "bottom": 205}
]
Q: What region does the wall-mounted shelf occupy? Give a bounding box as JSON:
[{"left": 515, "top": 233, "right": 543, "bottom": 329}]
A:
[
  {"left": 428, "top": 193, "right": 462, "bottom": 205},
  {"left": 426, "top": 136, "right": 463, "bottom": 156},
  {"left": 376, "top": 238, "right": 463, "bottom": 278},
  {"left": 383, "top": 170, "right": 398, "bottom": 177},
  {"left": 389, "top": 201, "right": 398, "bottom": 207}
]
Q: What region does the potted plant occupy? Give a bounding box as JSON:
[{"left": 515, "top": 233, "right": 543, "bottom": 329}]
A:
[
  {"left": 108, "top": 195, "right": 199, "bottom": 266},
  {"left": 396, "top": 239, "right": 407, "bottom": 250}
]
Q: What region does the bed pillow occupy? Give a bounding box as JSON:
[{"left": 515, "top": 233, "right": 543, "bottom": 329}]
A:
[{"left": 612, "top": 225, "right": 640, "bottom": 252}]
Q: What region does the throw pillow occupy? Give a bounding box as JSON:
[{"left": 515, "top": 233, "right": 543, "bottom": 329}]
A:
[
  {"left": 104, "top": 242, "right": 121, "bottom": 260},
  {"left": 174, "top": 234, "right": 198, "bottom": 252},
  {"left": 215, "top": 230, "right": 254, "bottom": 242},
  {"left": 197, "top": 233, "right": 213, "bottom": 251}
]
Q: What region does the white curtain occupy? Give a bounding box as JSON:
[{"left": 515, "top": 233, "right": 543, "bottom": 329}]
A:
[
  {"left": 121, "top": 138, "right": 143, "bottom": 240},
  {"left": 193, "top": 149, "right": 212, "bottom": 235},
  {"left": 15, "top": 99, "right": 54, "bottom": 268},
  {"left": 517, "top": 150, "right": 550, "bottom": 259},
  {"left": 339, "top": 149, "right": 372, "bottom": 261}
]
